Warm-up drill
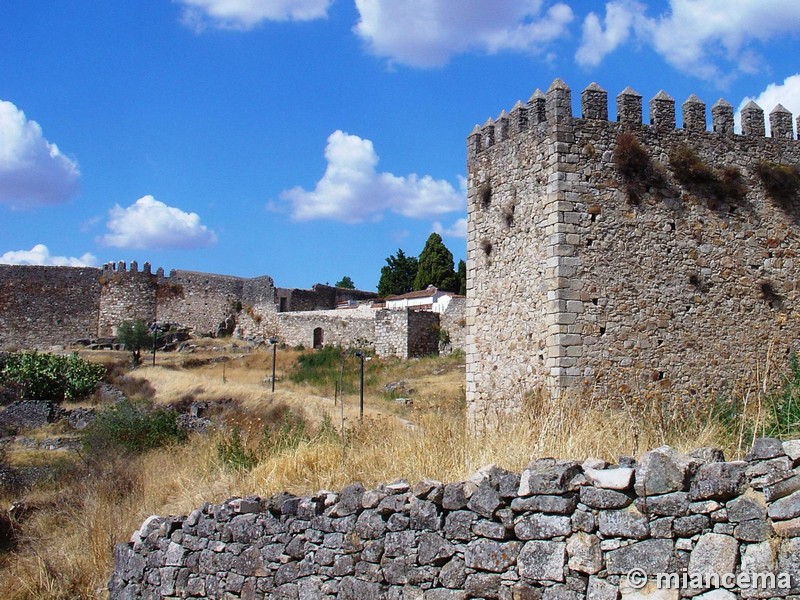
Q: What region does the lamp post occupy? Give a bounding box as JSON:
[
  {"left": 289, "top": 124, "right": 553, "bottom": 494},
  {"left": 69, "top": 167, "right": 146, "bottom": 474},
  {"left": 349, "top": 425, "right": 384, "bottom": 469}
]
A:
[
  {"left": 150, "top": 322, "right": 159, "bottom": 367},
  {"left": 269, "top": 337, "right": 277, "bottom": 392},
  {"left": 354, "top": 350, "right": 364, "bottom": 420}
]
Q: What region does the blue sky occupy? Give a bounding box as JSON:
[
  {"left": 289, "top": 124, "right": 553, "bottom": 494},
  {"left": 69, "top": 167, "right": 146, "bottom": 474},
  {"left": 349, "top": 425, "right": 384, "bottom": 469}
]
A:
[{"left": 1, "top": 1, "right": 800, "bottom": 290}]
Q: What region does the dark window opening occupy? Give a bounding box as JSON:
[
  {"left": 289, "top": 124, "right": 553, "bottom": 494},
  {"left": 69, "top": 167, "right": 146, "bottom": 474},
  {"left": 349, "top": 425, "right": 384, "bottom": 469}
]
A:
[{"left": 313, "top": 327, "right": 324, "bottom": 349}]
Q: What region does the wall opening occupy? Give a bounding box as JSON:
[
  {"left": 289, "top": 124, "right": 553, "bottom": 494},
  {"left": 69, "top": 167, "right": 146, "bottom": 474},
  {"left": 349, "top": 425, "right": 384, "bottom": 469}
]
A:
[
  {"left": 313, "top": 327, "right": 324, "bottom": 349},
  {"left": 279, "top": 297, "right": 288, "bottom": 312}
]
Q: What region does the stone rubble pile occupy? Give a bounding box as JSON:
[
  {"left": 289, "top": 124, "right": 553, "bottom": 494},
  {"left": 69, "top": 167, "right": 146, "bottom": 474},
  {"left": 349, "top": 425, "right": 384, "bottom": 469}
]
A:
[{"left": 110, "top": 438, "right": 800, "bottom": 599}]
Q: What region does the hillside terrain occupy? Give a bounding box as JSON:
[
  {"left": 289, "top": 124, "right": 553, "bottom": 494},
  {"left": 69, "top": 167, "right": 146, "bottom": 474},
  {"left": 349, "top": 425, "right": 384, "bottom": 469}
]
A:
[{"left": 0, "top": 342, "right": 797, "bottom": 598}]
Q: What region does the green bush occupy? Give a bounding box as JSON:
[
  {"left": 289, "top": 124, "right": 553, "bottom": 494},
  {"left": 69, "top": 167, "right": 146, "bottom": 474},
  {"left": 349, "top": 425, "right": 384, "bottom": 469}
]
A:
[
  {"left": 216, "top": 427, "right": 258, "bottom": 471},
  {"left": 765, "top": 353, "right": 800, "bottom": 439},
  {"left": 1, "top": 351, "right": 105, "bottom": 402},
  {"left": 289, "top": 346, "right": 377, "bottom": 394},
  {"left": 290, "top": 346, "right": 348, "bottom": 390},
  {"left": 82, "top": 399, "right": 186, "bottom": 456},
  {"left": 261, "top": 407, "right": 309, "bottom": 452}
]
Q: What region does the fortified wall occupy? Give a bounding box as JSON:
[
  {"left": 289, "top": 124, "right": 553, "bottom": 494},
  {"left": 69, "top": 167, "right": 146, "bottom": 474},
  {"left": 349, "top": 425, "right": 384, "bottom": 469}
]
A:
[
  {"left": 466, "top": 79, "right": 800, "bottom": 427},
  {"left": 110, "top": 437, "right": 800, "bottom": 599},
  {"left": 0, "top": 262, "right": 459, "bottom": 359}
]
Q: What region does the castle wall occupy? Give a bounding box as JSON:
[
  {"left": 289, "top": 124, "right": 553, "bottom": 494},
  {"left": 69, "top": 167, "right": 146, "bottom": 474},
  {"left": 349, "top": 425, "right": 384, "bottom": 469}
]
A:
[
  {"left": 98, "top": 265, "right": 158, "bottom": 337},
  {"left": 375, "top": 309, "right": 440, "bottom": 359},
  {"left": 466, "top": 103, "right": 559, "bottom": 425},
  {"left": 439, "top": 296, "right": 467, "bottom": 354},
  {"left": 276, "top": 307, "right": 376, "bottom": 350},
  {"left": 0, "top": 265, "right": 100, "bottom": 349},
  {"left": 276, "top": 285, "right": 377, "bottom": 313},
  {"left": 467, "top": 79, "right": 800, "bottom": 428},
  {"left": 157, "top": 271, "right": 242, "bottom": 336}
]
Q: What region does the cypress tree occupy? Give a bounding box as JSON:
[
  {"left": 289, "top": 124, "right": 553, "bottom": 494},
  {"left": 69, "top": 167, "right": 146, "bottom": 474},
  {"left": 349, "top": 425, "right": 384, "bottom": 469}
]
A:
[{"left": 414, "top": 233, "right": 458, "bottom": 292}]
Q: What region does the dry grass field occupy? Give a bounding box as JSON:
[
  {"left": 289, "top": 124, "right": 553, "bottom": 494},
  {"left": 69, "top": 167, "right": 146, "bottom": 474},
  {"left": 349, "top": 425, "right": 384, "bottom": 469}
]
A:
[{"left": 0, "top": 342, "right": 795, "bottom": 598}]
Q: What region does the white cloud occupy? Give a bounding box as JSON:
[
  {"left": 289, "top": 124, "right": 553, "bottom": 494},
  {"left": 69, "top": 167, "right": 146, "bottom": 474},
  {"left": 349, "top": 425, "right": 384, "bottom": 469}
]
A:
[
  {"left": 0, "top": 100, "right": 80, "bottom": 209},
  {"left": 433, "top": 218, "right": 467, "bottom": 239},
  {"left": 98, "top": 195, "right": 218, "bottom": 250},
  {"left": 576, "top": 1, "right": 644, "bottom": 67},
  {"left": 177, "top": 0, "right": 330, "bottom": 30},
  {"left": 353, "top": 0, "right": 574, "bottom": 68},
  {"left": 280, "top": 130, "right": 465, "bottom": 222},
  {"left": 736, "top": 74, "right": 800, "bottom": 136},
  {"left": 578, "top": 1, "right": 800, "bottom": 81},
  {"left": 0, "top": 244, "right": 96, "bottom": 267}
]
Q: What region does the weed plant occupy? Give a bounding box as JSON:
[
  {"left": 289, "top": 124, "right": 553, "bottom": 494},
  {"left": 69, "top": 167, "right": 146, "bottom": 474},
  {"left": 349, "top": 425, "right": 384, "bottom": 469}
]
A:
[
  {"left": 755, "top": 162, "right": 800, "bottom": 211},
  {"left": 614, "top": 132, "right": 666, "bottom": 204},
  {"left": 289, "top": 346, "right": 377, "bottom": 394},
  {"left": 764, "top": 353, "right": 800, "bottom": 438},
  {"left": 668, "top": 145, "right": 746, "bottom": 209},
  {"left": 82, "top": 399, "right": 186, "bottom": 457}
]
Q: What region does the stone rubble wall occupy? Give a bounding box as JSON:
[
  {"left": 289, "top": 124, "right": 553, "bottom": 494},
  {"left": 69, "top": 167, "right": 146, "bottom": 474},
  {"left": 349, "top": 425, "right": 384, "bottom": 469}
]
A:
[
  {"left": 375, "top": 309, "right": 441, "bottom": 359},
  {"left": 110, "top": 437, "right": 800, "bottom": 599},
  {"left": 275, "top": 285, "right": 378, "bottom": 313},
  {"left": 276, "top": 307, "right": 376, "bottom": 350},
  {"left": 467, "top": 79, "right": 800, "bottom": 427},
  {"left": 0, "top": 265, "right": 101, "bottom": 350},
  {"left": 156, "top": 271, "right": 275, "bottom": 339},
  {"left": 438, "top": 297, "right": 467, "bottom": 355}
]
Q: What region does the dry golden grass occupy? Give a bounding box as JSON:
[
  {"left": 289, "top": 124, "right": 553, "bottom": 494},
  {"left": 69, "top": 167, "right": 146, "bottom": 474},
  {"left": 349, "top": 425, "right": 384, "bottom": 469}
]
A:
[{"left": 0, "top": 347, "right": 784, "bottom": 599}]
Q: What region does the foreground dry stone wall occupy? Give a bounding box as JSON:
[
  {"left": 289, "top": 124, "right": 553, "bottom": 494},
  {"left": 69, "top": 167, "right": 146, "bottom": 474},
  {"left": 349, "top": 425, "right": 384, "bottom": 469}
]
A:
[{"left": 110, "top": 437, "right": 800, "bottom": 599}]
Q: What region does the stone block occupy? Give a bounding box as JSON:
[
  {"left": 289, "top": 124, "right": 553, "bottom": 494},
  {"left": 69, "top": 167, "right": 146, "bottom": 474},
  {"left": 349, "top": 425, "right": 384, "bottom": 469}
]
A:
[{"left": 518, "top": 540, "right": 567, "bottom": 582}]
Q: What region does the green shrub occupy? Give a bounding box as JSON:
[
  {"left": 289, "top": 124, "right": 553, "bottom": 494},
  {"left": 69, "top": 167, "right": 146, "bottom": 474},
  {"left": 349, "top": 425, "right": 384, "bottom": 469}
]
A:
[
  {"left": 289, "top": 346, "right": 378, "bottom": 394},
  {"left": 82, "top": 399, "right": 186, "bottom": 456},
  {"left": 1, "top": 351, "right": 105, "bottom": 402},
  {"left": 261, "top": 407, "right": 309, "bottom": 453},
  {"left": 764, "top": 353, "right": 800, "bottom": 438},
  {"left": 216, "top": 427, "right": 258, "bottom": 471},
  {"left": 290, "top": 346, "right": 347, "bottom": 390}
]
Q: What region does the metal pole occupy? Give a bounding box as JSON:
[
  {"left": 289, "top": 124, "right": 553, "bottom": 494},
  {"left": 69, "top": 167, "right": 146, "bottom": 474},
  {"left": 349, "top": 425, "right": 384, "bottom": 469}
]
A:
[
  {"left": 268, "top": 337, "right": 277, "bottom": 392},
  {"left": 271, "top": 342, "right": 277, "bottom": 393},
  {"left": 152, "top": 324, "right": 157, "bottom": 366},
  {"left": 356, "top": 351, "right": 364, "bottom": 420}
]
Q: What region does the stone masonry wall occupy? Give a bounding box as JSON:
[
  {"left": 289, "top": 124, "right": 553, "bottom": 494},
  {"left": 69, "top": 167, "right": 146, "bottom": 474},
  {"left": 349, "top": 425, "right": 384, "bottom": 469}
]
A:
[
  {"left": 0, "top": 265, "right": 100, "bottom": 349},
  {"left": 276, "top": 308, "right": 376, "bottom": 350},
  {"left": 375, "top": 310, "right": 440, "bottom": 359},
  {"left": 157, "top": 270, "right": 274, "bottom": 338},
  {"left": 276, "top": 285, "right": 378, "bottom": 313},
  {"left": 408, "top": 311, "right": 441, "bottom": 358},
  {"left": 110, "top": 437, "right": 800, "bottom": 599},
  {"left": 467, "top": 79, "right": 800, "bottom": 427},
  {"left": 98, "top": 264, "right": 159, "bottom": 337},
  {"left": 439, "top": 295, "right": 467, "bottom": 354}
]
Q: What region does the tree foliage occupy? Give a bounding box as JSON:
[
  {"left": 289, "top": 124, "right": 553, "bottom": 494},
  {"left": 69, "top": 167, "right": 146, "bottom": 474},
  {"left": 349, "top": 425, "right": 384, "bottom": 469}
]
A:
[
  {"left": 334, "top": 276, "right": 356, "bottom": 289},
  {"left": 117, "top": 320, "right": 153, "bottom": 367},
  {"left": 377, "top": 249, "right": 419, "bottom": 297},
  {"left": 0, "top": 351, "right": 105, "bottom": 402},
  {"left": 414, "top": 233, "right": 458, "bottom": 292},
  {"left": 457, "top": 259, "right": 467, "bottom": 296}
]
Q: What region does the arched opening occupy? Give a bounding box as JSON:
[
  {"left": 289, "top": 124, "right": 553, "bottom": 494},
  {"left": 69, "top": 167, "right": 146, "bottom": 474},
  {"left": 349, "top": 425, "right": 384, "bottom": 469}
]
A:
[{"left": 313, "top": 327, "right": 324, "bottom": 349}]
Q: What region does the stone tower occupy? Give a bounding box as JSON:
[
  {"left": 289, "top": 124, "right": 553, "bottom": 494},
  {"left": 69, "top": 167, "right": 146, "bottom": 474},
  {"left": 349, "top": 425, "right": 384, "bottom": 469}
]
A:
[{"left": 466, "top": 79, "right": 800, "bottom": 429}]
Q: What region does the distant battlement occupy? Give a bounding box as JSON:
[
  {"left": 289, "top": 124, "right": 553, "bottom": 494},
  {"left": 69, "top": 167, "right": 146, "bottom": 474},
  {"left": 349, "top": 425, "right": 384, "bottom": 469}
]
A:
[
  {"left": 102, "top": 261, "right": 177, "bottom": 279},
  {"left": 468, "top": 78, "right": 798, "bottom": 163}
]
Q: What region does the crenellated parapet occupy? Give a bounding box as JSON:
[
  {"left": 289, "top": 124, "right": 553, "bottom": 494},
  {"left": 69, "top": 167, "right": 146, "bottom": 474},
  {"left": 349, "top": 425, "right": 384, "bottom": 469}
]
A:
[
  {"left": 468, "top": 79, "right": 799, "bottom": 163},
  {"left": 102, "top": 261, "right": 170, "bottom": 280}
]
